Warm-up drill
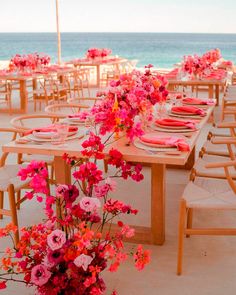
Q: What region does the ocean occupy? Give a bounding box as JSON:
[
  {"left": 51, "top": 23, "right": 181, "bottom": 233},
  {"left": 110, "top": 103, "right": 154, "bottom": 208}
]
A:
[{"left": 0, "top": 33, "right": 236, "bottom": 68}]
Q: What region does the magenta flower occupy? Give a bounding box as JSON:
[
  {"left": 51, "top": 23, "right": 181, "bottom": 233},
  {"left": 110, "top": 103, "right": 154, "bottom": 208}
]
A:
[
  {"left": 45, "top": 249, "right": 64, "bottom": 267},
  {"left": 30, "top": 264, "right": 51, "bottom": 286},
  {"left": 47, "top": 229, "right": 66, "bottom": 251},
  {"left": 74, "top": 254, "right": 93, "bottom": 271}
]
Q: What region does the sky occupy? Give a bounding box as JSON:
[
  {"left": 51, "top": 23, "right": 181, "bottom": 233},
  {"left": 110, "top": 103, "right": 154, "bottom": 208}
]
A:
[{"left": 0, "top": 0, "right": 236, "bottom": 33}]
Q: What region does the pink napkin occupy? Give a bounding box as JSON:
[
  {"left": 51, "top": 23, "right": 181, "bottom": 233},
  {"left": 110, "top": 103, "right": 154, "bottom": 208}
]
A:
[
  {"left": 155, "top": 118, "right": 196, "bottom": 129},
  {"left": 25, "top": 125, "right": 78, "bottom": 135},
  {"left": 171, "top": 106, "right": 206, "bottom": 116},
  {"left": 68, "top": 111, "right": 89, "bottom": 121},
  {"left": 140, "top": 134, "right": 190, "bottom": 151},
  {"left": 182, "top": 97, "right": 215, "bottom": 105}
]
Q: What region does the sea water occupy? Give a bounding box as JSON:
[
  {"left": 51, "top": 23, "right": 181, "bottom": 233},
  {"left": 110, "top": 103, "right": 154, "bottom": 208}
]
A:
[{"left": 0, "top": 32, "right": 236, "bottom": 68}]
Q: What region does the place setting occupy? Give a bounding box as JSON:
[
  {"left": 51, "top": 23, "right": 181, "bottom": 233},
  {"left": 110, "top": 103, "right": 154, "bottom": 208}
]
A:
[
  {"left": 168, "top": 105, "right": 207, "bottom": 119},
  {"left": 16, "top": 123, "right": 85, "bottom": 146},
  {"left": 181, "top": 97, "right": 216, "bottom": 107},
  {"left": 133, "top": 132, "right": 190, "bottom": 155}
]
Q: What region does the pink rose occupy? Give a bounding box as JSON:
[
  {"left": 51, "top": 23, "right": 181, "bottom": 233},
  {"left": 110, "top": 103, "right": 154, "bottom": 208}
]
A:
[
  {"left": 74, "top": 254, "right": 93, "bottom": 271},
  {"left": 79, "top": 197, "right": 101, "bottom": 212},
  {"left": 47, "top": 229, "right": 66, "bottom": 251},
  {"left": 30, "top": 264, "right": 51, "bottom": 286}
]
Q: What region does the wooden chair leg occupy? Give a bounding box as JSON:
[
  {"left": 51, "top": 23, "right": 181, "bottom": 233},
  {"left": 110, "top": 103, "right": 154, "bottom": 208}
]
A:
[
  {"left": 186, "top": 208, "right": 193, "bottom": 238},
  {"left": 189, "top": 169, "right": 196, "bottom": 182},
  {"left": 8, "top": 184, "right": 19, "bottom": 245},
  {"left": 0, "top": 191, "right": 4, "bottom": 219},
  {"left": 16, "top": 191, "right": 21, "bottom": 210},
  {"left": 177, "top": 199, "right": 187, "bottom": 275}
]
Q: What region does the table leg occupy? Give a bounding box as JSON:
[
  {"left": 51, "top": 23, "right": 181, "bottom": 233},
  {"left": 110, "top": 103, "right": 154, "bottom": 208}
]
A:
[
  {"left": 19, "top": 80, "right": 27, "bottom": 113},
  {"left": 215, "top": 85, "right": 220, "bottom": 106},
  {"left": 151, "top": 163, "right": 166, "bottom": 245},
  {"left": 208, "top": 85, "right": 214, "bottom": 99},
  {"left": 96, "top": 65, "right": 100, "bottom": 88},
  {"left": 54, "top": 156, "right": 71, "bottom": 219},
  {"left": 54, "top": 156, "right": 71, "bottom": 184}
]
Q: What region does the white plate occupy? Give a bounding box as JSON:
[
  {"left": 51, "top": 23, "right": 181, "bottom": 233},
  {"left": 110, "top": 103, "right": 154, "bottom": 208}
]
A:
[
  {"left": 26, "top": 130, "right": 85, "bottom": 142},
  {"left": 152, "top": 125, "right": 196, "bottom": 133},
  {"left": 134, "top": 139, "right": 178, "bottom": 152},
  {"left": 169, "top": 113, "right": 203, "bottom": 119},
  {"left": 33, "top": 130, "right": 78, "bottom": 139},
  {"left": 155, "top": 122, "right": 190, "bottom": 130}
]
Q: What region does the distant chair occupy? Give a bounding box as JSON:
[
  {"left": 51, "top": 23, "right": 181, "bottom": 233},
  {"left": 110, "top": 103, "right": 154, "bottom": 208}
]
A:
[
  {"left": 33, "top": 77, "right": 55, "bottom": 111},
  {"left": 44, "top": 103, "right": 89, "bottom": 119},
  {"left": 0, "top": 127, "right": 32, "bottom": 244},
  {"left": 0, "top": 81, "right": 12, "bottom": 114}
]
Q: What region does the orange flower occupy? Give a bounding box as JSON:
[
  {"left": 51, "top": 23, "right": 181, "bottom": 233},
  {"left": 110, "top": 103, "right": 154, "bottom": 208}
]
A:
[{"left": 152, "top": 79, "right": 161, "bottom": 88}]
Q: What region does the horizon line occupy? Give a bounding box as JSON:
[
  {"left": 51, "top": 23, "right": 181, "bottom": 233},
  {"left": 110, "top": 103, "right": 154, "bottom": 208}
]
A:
[{"left": 0, "top": 31, "right": 236, "bottom": 34}]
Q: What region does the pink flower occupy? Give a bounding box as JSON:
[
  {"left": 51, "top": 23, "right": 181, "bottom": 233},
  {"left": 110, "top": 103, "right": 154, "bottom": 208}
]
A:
[
  {"left": 74, "top": 254, "right": 93, "bottom": 271},
  {"left": 121, "top": 225, "right": 135, "bottom": 238},
  {"left": 79, "top": 197, "right": 101, "bottom": 212},
  {"left": 47, "top": 229, "right": 66, "bottom": 250},
  {"left": 134, "top": 245, "right": 151, "bottom": 271},
  {"left": 30, "top": 264, "right": 51, "bottom": 286}
]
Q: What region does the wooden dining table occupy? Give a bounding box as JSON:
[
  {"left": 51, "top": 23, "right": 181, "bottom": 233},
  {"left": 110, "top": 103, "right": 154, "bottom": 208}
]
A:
[
  {"left": 167, "top": 77, "right": 226, "bottom": 106},
  {"left": 0, "top": 67, "right": 75, "bottom": 114},
  {"left": 67, "top": 57, "right": 127, "bottom": 88},
  {"left": 2, "top": 105, "right": 214, "bottom": 245}
]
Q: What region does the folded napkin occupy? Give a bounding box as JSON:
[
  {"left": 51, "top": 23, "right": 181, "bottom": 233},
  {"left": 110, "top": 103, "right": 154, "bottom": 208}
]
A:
[
  {"left": 140, "top": 134, "right": 190, "bottom": 151},
  {"left": 25, "top": 125, "right": 78, "bottom": 135},
  {"left": 171, "top": 106, "right": 206, "bottom": 116},
  {"left": 182, "top": 97, "right": 215, "bottom": 106},
  {"left": 68, "top": 111, "right": 90, "bottom": 121},
  {"left": 155, "top": 118, "right": 196, "bottom": 129}
]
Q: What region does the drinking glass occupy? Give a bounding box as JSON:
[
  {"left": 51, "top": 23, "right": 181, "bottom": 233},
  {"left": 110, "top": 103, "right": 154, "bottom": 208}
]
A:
[{"left": 51, "top": 123, "right": 69, "bottom": 146}]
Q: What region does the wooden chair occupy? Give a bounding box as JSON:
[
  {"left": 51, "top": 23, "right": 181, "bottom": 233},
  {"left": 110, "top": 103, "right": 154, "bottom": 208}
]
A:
[
  {"left": 44, "top": 103, "right": 89, "bottom": 119},
  {"left": 10, "top": 115, "right": 59, "bottom": 178},
  {"left": 67, "top": 97, "right": 102, "bottom": 107},
  {"left": 10, "top": 114, "right": 58, "bottom": 132},
  {"left": 33, "top": 77, "right": 55, "bottom": 111},
  {"left": 191, "top": 132, "right": 236, "bottom": 181},
  {"left": 221, "top": 93, "right": 236, "bottom": 121},
  {"left": 0, "top": 81, "right": 12, "bottom": 114},
  {"left": 177, "top": 159, "right": 236, "bottom": 275},
  {"left": 69, "top": 69, "right": 91, "bottom": 98},
  {"left": 0, "top": 128, "right": 31, "bottom": 244},
  {"left": 52, "top": 74, "right": 71, "bottom": 103},
  {"left": 199, "top": 122, "right": 236, "bottom": 158}
]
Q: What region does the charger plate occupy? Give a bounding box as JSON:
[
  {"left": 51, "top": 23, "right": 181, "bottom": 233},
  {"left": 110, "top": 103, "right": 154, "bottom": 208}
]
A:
[{"left": 25, "top": 130, "right": 85, "bottom": 142}]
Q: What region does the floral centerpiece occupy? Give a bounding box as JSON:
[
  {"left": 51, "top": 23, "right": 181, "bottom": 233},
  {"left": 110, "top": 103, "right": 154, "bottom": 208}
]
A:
[
  {"left": 9, "top": 53, "right": 50, "bottom": 72},
  {"left": 0, "top": 128, "right": 150, "bottom": 294},
  {"left": 181, "top": 48, "right": 222, "bottom": 78},
  {"left": 86, "top": 48, "right": 112, "bottom": 60},
  {"left": 90, "top": 65, "right": 169, "bottom": 140}
]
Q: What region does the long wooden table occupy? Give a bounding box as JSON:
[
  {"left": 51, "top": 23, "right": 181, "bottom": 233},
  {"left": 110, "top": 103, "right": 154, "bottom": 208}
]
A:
[
  {"left": 67, "top": 57, "right": 127, "bottom": 88},
  {"left": 2, "top": 106, "right": 214, "bottom": 245},
  {"left": 0, "top": 68, "right": 75, "bottom": 114},
  {"left": 167, "top": 78, "right": 226, "bottom": 105}
]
